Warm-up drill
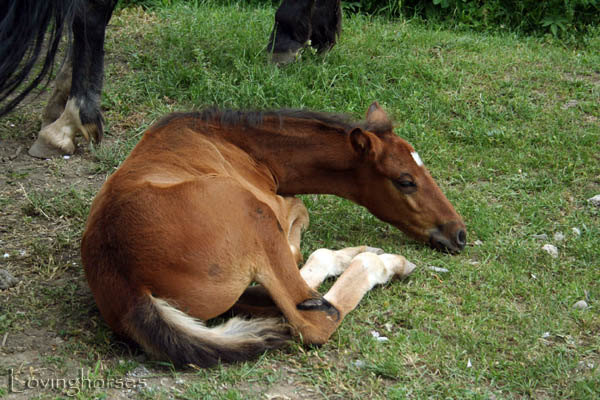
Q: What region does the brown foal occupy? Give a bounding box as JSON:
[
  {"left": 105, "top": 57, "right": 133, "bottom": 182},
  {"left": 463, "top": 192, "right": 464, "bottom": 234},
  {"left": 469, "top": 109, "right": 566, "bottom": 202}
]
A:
[{"left": 81, "top": 102, "right": 466, "bottom": 367}]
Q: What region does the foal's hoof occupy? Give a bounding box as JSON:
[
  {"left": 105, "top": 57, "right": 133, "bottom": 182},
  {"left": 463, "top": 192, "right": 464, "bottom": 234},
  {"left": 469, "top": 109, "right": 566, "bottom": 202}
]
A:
[
  {"left": 379, "top": 254, "right": 417, "bottom": 278},
  {"left": 28, "top": 136, "right": 71, "bottom": 159},
  {"left": 364, "top": 246, "right": 385, "bottom": 255}
]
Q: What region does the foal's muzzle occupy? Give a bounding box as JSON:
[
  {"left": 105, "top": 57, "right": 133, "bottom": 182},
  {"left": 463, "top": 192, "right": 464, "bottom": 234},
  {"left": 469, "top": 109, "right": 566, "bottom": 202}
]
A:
[{"left": 429, "top": 222, "right": 467, "bottom": 254}]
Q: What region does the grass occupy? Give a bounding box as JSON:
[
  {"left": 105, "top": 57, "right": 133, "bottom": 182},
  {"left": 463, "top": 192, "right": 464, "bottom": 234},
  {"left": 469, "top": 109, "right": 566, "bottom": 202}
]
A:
[{"left": 0, "top": 0, "right": 599, "bottom": 398}]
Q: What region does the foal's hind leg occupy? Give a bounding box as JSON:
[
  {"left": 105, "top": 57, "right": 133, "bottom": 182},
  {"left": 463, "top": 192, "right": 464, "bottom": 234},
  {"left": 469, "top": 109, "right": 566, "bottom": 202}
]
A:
[{"left": 29, "top": 0, "right": 117, "bottom": 158}]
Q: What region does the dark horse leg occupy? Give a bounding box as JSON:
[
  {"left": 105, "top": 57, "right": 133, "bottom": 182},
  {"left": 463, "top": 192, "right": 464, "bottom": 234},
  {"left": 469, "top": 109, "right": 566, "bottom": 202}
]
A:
[
  {"left": 29, "top": 0, "right": 118, "bottom": 158},
  {"left": 310, "top": 0, "right": 341, "bottom": 53},
  {"left": 268, "top": 0, "right": 341, "bottom": 65}
]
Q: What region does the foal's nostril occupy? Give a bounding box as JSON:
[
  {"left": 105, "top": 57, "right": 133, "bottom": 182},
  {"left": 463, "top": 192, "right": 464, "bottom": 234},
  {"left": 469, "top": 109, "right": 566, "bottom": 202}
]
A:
[{"left": 455, "top": 229, "right": 467, "bottom": 248}]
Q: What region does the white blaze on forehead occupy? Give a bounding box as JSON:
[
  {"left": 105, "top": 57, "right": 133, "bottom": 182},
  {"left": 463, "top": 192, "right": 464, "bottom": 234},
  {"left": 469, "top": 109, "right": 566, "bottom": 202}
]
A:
[{"left": 411, "top": 151, "right": 424, "bottom": 167}]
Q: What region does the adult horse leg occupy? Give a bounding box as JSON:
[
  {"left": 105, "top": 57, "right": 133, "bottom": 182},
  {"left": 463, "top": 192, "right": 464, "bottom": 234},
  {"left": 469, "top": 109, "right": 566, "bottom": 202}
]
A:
[
  {"left": 309, "top": 0, "right": 341, "bottom": 54},
  {"left": 268, "top": 0, "right": 341, "bottom": 64},
  {"left": 41, "top": 55, "right": 72, "bottom": 128},
  {"left": 268, "top": 0, "right": 315, "bottom": 65},
  {"left": 29, "top": 0, "right": 117, "bottom": 158}
]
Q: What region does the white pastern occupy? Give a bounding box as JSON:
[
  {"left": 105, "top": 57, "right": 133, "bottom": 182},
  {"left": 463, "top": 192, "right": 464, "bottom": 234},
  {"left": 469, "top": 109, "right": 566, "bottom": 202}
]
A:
[{"left": 411, "top": 151, "right": 424, "bottom": 167}]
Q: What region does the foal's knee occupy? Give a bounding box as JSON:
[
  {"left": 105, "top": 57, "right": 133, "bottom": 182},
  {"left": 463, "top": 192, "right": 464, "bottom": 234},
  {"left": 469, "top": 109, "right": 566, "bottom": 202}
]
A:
[{"left": 293, "top": 296, "right": 341, "bottom": 345}]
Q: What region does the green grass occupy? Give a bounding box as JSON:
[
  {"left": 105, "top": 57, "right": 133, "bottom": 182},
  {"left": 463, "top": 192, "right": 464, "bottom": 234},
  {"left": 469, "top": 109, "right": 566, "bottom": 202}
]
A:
[{"left": 1, "top": 0, "right": 599, "bottom": 398}]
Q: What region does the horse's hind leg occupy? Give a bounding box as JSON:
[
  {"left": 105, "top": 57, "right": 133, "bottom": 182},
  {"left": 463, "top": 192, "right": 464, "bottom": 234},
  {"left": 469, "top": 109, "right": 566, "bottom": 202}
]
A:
[
  {"left": 29, "top": 0, "right": 117, "bottom": 158},
  {"left": 268, "top": 0, "right": 315, "bottom": 65},
  {"left": 41, "top": 55, "right": 72, "bottom": 128},
  {"left": 310, "top": 0, "right": 341, "bottom": 53}
]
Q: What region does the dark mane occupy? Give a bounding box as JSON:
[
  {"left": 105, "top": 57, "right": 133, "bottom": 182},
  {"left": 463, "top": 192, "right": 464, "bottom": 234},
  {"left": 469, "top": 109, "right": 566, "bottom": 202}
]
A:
[{"left": 153, "top": 107, "right": 392, "bottom": 135}]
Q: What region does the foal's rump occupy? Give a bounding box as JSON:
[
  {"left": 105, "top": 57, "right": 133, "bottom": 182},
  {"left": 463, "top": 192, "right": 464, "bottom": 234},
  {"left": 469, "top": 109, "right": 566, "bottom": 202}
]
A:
[
  {"left": 82, "top": 175, "right": 292, "bottom": 367},
  {"left": 85, "top": 175, "right": 280, "bottom": 316}
]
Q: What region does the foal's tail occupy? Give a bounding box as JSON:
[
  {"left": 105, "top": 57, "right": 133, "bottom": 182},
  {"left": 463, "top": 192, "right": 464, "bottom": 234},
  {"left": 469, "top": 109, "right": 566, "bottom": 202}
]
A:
[
  {"left": 124, "top": 293, "right": 290, "bottom": 368},
  {"left": 0, "top": 0, "right": 79, "bottom": 117}
]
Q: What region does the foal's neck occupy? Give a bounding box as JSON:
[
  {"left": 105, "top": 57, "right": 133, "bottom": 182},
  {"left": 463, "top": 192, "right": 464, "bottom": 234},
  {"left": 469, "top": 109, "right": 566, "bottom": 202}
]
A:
[{"left": 217, "top": 115, "right": 361, "bottom": 200}]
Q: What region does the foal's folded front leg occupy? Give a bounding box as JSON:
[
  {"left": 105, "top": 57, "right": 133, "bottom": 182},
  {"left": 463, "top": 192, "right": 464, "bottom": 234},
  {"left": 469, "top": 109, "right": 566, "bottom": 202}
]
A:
[
  {"left": 322, "top": 253, "right": 416, "bottom": 321},
  {"left": 300, "top": 245, "right": 384, "bottom": 290}
]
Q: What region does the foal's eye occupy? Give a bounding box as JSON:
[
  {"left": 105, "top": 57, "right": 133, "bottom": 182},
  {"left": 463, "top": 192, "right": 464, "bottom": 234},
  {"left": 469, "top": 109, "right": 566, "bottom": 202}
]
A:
[{"left": 392, "top": 174, "right": 417, "bottom": 194}]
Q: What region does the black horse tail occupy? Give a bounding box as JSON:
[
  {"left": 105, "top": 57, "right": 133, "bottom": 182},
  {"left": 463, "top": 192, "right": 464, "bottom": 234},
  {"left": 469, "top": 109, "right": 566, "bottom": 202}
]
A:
[{"left": 0, "top": 0, "right": 80, "bottom": 117}]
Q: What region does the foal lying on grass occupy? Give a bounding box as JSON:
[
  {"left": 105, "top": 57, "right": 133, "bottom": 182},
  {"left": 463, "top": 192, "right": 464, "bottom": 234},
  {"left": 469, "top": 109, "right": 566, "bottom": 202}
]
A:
[{"left": 81, "top": 103, "right": 465, "bottom": 367}]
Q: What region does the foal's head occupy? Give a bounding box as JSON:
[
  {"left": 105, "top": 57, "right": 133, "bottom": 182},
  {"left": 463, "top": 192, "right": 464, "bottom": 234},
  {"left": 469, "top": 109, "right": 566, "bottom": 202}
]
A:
[{"left": 349, "top": 102, "right": 466, "bottom": 253}]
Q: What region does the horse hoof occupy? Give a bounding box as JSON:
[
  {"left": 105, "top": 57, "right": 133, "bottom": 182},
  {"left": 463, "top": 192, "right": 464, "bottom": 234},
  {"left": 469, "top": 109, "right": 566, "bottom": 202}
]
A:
[
  {"left": 28, "top": 136, "right": 71, "bottom": 158},
  {"left": 271, "top": 50, "right": 299, "bottom": 65}
]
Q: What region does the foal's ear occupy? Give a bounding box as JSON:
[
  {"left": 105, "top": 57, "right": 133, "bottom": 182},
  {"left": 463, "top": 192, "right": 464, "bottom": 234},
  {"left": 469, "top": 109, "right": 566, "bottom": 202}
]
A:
[
  {"left": 366, "top": 102, "right": 391, "bottom": 126},
  {"left": 365, "top": 102, "right": 393, "bottom": 135},
  {"left": 349, "top": 128, "right": 372, "bottom": 155}
]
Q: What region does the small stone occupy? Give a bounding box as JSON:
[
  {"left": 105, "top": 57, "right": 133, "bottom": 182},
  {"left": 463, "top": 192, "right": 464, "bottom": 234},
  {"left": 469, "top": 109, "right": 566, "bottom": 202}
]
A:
[
  {"left": 561, "top": 99, "right": 579, "bottom": 110},
  {"left": 578, "top": 361, "right": 595, "bottom": 370},
  {"left": 467, "top": 358, "right": 472, "bottom": 368},
  {"left": 588, "top": 195, "right": 600, "bottom": 207},
  {"left": 2, "top": 253, "right": 8, "bottom": 259},
  {"left": 542, "top": 244, "right": 558, "bottom": 258},
  {"left": 127, "top": 365, "right": 151, "bottom": 378},
  {"left": 0, "top": 269, "right": 18, "bottom": 290},
  {"left": 553, "top": 232, "right": 565, "bottom": 242},
  {"left": 63, "top": 155, "right": 70, "bottom": 160},
  {"left": 533, "top": 234, "right": 548, "bottom": 241},
  {"left": 427, "top": 266, "right": 449, "bottom": 273},
  {"left": 573, "top": 300, "right": 588, "bottom": 310},
  {"left": 384, "top": 322, "right": 393, "bottom": 332},
  {"left": 353, "top": 360, "right": 366, "bottom": 368},
  {"left": 572, "top": 227, "right": 581, "bottom": 236},
  {"left": 370, "top": 330, "right": 389, "bottom": 342},
  {"left": 542, "top": 332, "right": 551, "bottom": 338}
]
